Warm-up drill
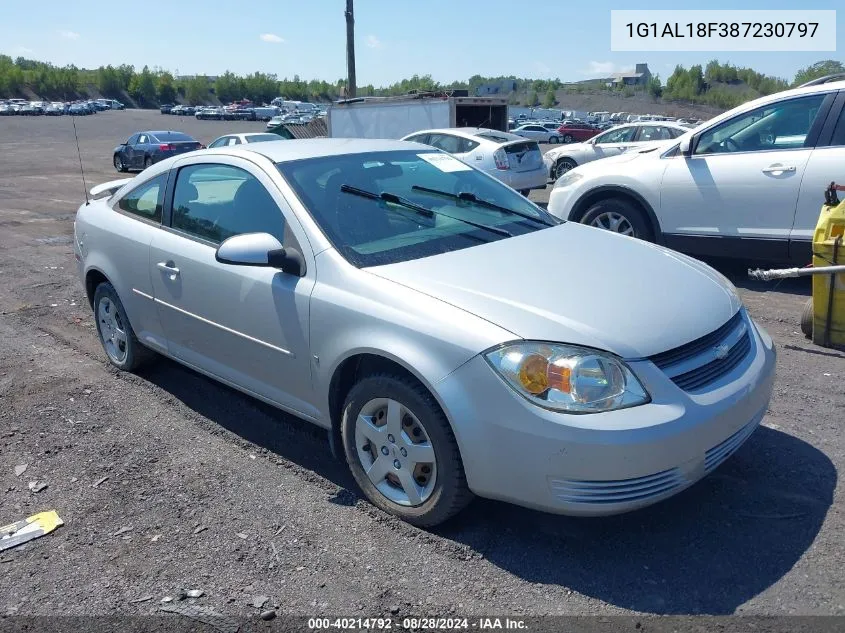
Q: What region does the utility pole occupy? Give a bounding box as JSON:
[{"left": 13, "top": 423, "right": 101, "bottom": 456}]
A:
[{"left": 345, "top": 0, "right": 357, "bottom": 98}]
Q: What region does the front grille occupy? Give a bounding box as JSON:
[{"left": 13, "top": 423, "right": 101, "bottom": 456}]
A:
[
  {"left": 671, "top": 331, "right": 751, "bottom": 391},
  {"left": 649, "top": 311, "right": 752, "bottom": 392},
  {"left": 550, "top": 468, "right": 686, "bottom": 505},
  {"left": 650, "top": 311, "right": 743, "bottom": 369}
]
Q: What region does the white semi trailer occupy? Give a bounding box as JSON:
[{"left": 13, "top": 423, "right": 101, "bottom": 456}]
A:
[{"left": 327, "top": 94, "right": 509, "bottom": 139}]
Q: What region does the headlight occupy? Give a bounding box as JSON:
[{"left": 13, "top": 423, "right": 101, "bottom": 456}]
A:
[
  {"left": 553, "top": 171, "right": 583, "bottom": 189},
  {"left": 484, "top": 342, "right": 650, "bottom": 413}
]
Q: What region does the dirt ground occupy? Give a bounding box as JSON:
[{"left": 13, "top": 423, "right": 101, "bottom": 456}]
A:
[{"left": 0, "top": 111, "right": 844, "bottom": 619}]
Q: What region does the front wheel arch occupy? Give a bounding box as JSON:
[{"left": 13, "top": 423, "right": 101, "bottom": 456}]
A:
[{"left": 327, "top": 353, "right": 454, "bottom": 461}]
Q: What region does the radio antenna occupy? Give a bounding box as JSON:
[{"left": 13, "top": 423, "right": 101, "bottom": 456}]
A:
[{"left": 71, "top": 114, "right": 89, "bottom": 205}]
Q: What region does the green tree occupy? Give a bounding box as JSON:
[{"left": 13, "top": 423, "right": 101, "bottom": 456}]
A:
[
  {"left": 542, "top": 87, "right": 556, "bottom": 108},
  {"left": 793, "top": 60, "right": 845, "bottom": 86},
  {"left": 185, "top": 75, "right": 210, "bottom": 105},
  {"left": 647, "top": 74, "right": 662, "bottom": 98},
  {"left": 527, "top": 90, "right": 539, "bottom": 106},
  {"left": 128, "top": 65, "right": 157, "bottom": 105},
  {"left": 157, "top": 72, "right": 177, "bottom": 104},
  {"left": 215, "top": 71, "right": 243, "bottom": 103}
]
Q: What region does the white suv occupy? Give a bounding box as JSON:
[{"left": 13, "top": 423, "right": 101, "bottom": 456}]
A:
[{"left": 547, "top": 77, "right": 845, "bottom": 264}]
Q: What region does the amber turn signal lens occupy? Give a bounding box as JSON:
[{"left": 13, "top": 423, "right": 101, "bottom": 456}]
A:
[
  {"left": 547, "top": 360, "right": 572, "bottom": 394},
  {"left": 517, "top": 354, "right": 550, "bottom": 394}
]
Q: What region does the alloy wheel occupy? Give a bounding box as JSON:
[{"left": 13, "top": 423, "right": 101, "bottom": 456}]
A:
[
  {"left": 589, "top": 211, "right": 635, "bottom": 236},
  {"left": 97, "top": 297, "right": 128, "bottom": 364}
]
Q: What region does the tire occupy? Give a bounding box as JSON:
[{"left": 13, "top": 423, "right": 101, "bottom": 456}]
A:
[
  {"left": 563, "top": 134, "right": 573, "bottom": 143},
  {"left": 341, "top": 373, "right": 473, "bottom": 527},
  {"left": 801, "top": 298, "right": 813, "bottom": 339},
  {"left": 580, "top": 197, "right": 654, "bottom": 241},
  {"left": 519, "top": 189, "right": 530, "bottom": 196},
  {"left": 93, "top": 282, "right": 154, "bottom": 371},
  {"left": 554, "top": 158, "right": 577, "bottom": 179},
  {"left": 548, "top": 136, "right": 559, "bottom": 144},
  {"left": 144, "top": 156, "right": 153, "bottom": 169},
  {"left": 113, "top": 154, "right": 127, "bottom": 173}
]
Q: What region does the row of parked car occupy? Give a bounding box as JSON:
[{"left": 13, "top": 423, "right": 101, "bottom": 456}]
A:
[
  {"left": 0, "top": 98, "right": 125, "bottom": 116},
  {"left": 161, "top": 103, "right": 327, "bottom": 124}
]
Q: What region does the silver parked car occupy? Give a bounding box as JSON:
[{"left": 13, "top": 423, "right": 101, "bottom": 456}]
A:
[
  {"left": 75, "top": 139, "right": 776, "bottom": 527},
  {"left": 401, "top": 128, "right": 547, "bottom": 195},
  {"left": 543, "top": 122, "right": 689, "bottom": 179},
  {"left": 510, "top": 123, "right": 562, "bottom": 144}
]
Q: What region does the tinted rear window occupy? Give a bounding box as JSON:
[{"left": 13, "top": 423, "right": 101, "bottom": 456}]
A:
[
  {"left": 154, "top": 132, "right": 195, "bottom": 142},
  {"left": 246, "top": 134, "right": 283, "bottom": 143}
]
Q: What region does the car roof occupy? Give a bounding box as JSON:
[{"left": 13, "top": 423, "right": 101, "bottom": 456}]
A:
[
  {"left": 406, "top": 128, "right": 525, "bottom": 143},
  {"left": 205, "top": 138, "right": 428, "bottom": 163}
]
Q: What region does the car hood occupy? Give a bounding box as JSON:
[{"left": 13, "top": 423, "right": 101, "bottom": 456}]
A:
[
  {"left": 548, "top": 141, "right": 590, "bottom": 156},
  {"left": 366, "top": 223, "right": 741, "bottom": 359}
]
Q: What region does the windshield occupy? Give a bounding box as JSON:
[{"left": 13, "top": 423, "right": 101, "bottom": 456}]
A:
[{"left": 278, "top": 150, "right": 556, "bottom": 267}]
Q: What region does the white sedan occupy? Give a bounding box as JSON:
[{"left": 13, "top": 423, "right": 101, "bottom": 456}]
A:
[
  {"left": 511, "top": 123, "right": 561, "bottom": 144},
  {"left": 207, "top": 133, "right": 285, "bottom": 148},
  {"left": 543, "top": 122, "right": 688, "bottom": 180},
  {"left": 401, "top": 128, "right": 547, "bottom": 194}
]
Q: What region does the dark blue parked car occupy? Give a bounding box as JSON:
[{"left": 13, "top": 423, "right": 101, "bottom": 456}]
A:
[{"left": 113, "top": 131, "right": 204, "bottom": 172}]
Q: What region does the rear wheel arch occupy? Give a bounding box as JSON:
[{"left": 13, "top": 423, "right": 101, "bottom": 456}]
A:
[{"left": 570, "top": 187, "right": 663, "bottom": 244}]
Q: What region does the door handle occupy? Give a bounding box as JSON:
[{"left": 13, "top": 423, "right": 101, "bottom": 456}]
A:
[
  {"left": 157, "top": 261, "right": 180, "bottom": 277},
  {"left": 762, "top": 165, "right": 796, "bottom": 174}
]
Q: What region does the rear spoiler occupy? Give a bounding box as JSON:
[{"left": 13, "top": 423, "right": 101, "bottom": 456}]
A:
[{"left": 90, "top": 177, "right": 132, "bottom": 199}]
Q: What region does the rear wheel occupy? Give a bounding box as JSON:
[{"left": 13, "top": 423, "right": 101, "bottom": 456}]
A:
[
  {"left": 144, "top": 156, "right": 153, "bottom": 169},
  {"left": 581, "top": 197, "right": 653, "bottom": 241},
  {"left": 554, "top": 158, "right": 577, "bottom": 179},
  {"left": 341, "top": 373, "right": 473, "bottom": 527},
  {"left": 93, "top": 282, "right": 154, "bottom": 371},
  {"left": 563, "top": 134, "right": 573, "bottom": 143},
  {"left": 113, "top": 154, "right": 126, "bottom": 173},
  {"left": 548, "top": 135, "right": 559, "bottom": 144}
]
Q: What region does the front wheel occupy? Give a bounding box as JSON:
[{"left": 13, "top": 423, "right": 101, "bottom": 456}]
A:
[
  {"left": 563, "top": 134, "right": 573, "bottom": 143},
  {"left": 548, "top": 136, "right": 559, "bottom": 144},
  {"left": 581, "top": 197, "right": 654, "bottom": 241},
  {"left": 114, "top": 154, "right": 127, "bottom": 173},
  {"left": 341, "top": 374, "right": 473, "bottom": 527},
  {"left": 554, "top": 158, "right": 577, "bottom": 179}
]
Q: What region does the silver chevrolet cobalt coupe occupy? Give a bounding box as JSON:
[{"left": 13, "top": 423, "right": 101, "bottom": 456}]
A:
[{"left": 74, "top": 139, "right": 776, "bottom": 526}]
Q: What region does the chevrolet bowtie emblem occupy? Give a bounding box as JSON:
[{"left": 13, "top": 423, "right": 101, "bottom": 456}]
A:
[{"left": 714, "top": 343, "right": 731, "bottom": 360}]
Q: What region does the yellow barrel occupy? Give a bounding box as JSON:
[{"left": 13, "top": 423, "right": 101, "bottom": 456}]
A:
[{"left": 812, "top": 194, "right": 845, "bottom": 348}]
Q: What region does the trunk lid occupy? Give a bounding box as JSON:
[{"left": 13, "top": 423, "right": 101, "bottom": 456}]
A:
[{"left": 501, "top": 140, "right": 542, "bottom": 173}]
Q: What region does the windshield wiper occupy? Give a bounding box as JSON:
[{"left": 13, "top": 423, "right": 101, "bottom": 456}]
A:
[
  {"left": 340, "top": 185, "right": 512, "bottom": 237},
  {"left": 412, "top": 185, "right": 558, "bottom": 227}
]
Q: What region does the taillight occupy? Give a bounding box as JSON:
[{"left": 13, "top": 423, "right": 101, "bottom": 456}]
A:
[
  {"left": 493, "top": 148, "right": 510, "bottom": 171},
  {"left": 159, "top": 144, "right": 173, "bottom": 151}
]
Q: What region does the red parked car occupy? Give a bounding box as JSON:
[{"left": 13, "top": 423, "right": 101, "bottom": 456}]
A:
[{"left": 556, "top": 122, "right": 601, "bottom": 143}]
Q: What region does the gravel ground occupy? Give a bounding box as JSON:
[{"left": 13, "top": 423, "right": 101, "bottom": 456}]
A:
[{"left": 0, "top": 111, "right": 844, "bottom": 619}]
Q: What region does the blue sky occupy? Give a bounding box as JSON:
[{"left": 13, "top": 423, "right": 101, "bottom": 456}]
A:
[{"left": 0, "top": 0, "right": 841, "bottom": 85}]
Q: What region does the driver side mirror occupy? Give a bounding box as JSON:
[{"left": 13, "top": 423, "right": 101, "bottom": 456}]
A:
[
  {"left": 215, "top": 232, "right": 306, "bottom": 277},
  {"left": 679, "top": 137, "right": 692, "bottom": 156}
]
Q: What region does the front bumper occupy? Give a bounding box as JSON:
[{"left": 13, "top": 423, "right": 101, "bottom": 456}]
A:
[
  {"left": 546, "top": 185, "right": 578, "bottom": 220},
  {"left": 435, "top": 316, "right": 776, "bottom": 516}
]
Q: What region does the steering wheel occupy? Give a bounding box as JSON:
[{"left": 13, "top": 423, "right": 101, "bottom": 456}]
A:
[{"left": 723, "top": 137, "right": 741, "bottom": 153}]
